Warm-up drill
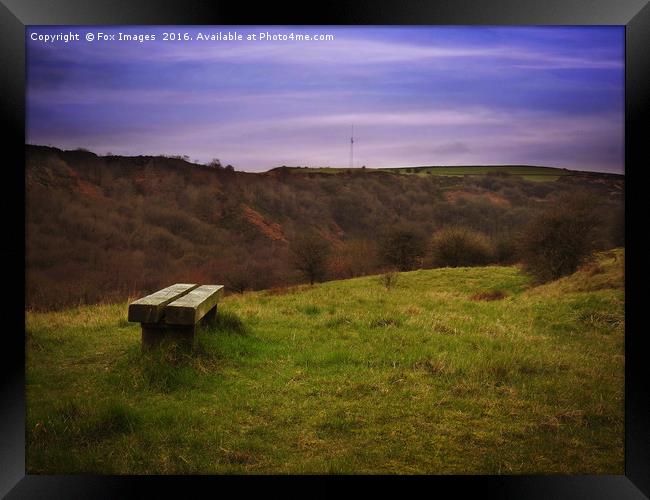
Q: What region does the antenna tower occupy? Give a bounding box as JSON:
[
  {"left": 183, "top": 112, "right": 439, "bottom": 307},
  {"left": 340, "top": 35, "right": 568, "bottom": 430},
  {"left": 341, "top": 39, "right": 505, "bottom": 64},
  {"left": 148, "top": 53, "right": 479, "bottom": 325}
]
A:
[{"left": 349, "top": 125, "right": 354, "bottom": 168}]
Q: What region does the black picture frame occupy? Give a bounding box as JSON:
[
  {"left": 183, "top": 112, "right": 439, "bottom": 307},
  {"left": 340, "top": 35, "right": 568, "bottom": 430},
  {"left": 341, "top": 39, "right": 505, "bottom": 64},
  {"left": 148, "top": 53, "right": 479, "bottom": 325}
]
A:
[{"left": 2, "top": 0, "right": 648, "bottom": 497}]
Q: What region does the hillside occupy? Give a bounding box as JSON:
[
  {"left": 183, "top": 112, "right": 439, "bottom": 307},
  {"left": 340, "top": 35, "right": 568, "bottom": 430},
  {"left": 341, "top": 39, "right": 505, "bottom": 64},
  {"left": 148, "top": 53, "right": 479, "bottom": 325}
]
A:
[
  {"left": 26, "top": 145, "right": 624, "bottom": 310},
  {"left": 25, "top": 249, "right": 624, "bottom": 474}
]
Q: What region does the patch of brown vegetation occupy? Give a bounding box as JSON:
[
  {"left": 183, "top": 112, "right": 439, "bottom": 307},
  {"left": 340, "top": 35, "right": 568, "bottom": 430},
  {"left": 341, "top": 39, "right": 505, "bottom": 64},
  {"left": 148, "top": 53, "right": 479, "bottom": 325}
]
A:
[
  {"left": 470, "top": 290, "right": 508, "bottom": 301},
  {"left": 444, "top": 189, "right": 511, "bottom": 208},
  {"left": 132, "top": 172, "right": 152, "bottom": 194},
  {"left": 62, "top": 163, "right": 80, "bottom": 179},
  {"left": 220, "top": 447, "right": 258, "bottom": 465},
  {"left": 241, "top": 204, "right": 288, "bottom": 242},
  {"left": 266, "top": 285, "right": 308, "bottom": 296},
  {"left": 76, "top": 179, "right": 104, "bottom": 199},
  {"left": 541, "top": 409, "right": 587, "bottom": 429},
  {"left": 483, "top": 191, "right": 512, "bottom": 207},
  {"left": 579, "top": 262, "right": 605, "bottom": 277}
]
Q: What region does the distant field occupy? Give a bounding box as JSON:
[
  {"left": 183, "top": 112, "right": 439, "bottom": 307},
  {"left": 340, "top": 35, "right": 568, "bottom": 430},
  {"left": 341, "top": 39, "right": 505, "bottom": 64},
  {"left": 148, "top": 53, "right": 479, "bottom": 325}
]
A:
[
  {"left": 273, "top": 165, "right": 575, "bottom": 182},
  {"left": 382, "top": 165, "right": 573, "bottom": 182},
  {"left": 273, "top": 166, "right": 358, "bottom": 174},
  {"left": 26, "top": 249, "right": 624, "bottom": 474}
]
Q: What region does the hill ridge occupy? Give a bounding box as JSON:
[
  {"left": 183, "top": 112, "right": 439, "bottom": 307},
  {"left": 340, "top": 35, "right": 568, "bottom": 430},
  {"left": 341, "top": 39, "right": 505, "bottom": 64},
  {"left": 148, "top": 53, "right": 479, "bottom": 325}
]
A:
[{"left": 27, "top": 144, "right": 623, "bottom": 178}]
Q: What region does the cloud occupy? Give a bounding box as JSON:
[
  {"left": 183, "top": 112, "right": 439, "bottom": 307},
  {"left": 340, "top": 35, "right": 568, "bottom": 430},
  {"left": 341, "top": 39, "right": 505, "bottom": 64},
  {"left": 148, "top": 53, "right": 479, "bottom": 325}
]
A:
[
  {"left": 28, "top": 105, "right": 621, "bottom": 172},
  {"left": 432, "top": 142, "right": 471, "bottom": 155},
  {"left": 277, "top": 109, "right": 504, "bottom": 128},
  {"left": 28, "top": 27, "right": 622, "bottom": 71},
  {"left": 26, "top": 26, "right": 624, "bottom": 173}
]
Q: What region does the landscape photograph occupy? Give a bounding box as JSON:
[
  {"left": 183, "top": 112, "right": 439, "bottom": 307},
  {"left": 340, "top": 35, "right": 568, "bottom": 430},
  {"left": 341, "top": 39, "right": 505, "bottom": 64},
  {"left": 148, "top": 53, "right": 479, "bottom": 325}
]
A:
[{"left": 25, "top": 26, "right": 624, "bottom": 474}]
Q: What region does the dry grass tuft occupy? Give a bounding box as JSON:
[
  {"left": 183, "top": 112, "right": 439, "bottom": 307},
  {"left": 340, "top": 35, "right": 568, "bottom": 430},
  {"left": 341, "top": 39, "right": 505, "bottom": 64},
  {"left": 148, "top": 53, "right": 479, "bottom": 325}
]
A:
[{"left": 470, "top": 290, "right": 508, "bottom": 301}]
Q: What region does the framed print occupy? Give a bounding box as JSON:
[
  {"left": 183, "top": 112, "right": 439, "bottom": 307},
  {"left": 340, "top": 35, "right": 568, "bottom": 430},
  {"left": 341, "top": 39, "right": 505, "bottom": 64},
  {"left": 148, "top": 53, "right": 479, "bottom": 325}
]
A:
[{"left": 2, "top": 0, "right": 649, "bottom": 497}]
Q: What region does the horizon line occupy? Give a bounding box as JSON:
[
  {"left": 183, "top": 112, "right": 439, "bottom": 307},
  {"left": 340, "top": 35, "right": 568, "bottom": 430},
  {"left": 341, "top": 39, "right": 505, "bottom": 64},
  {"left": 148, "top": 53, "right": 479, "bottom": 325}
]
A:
[{"left": 25, "top": 143, "right": 625, "bottom": 176}]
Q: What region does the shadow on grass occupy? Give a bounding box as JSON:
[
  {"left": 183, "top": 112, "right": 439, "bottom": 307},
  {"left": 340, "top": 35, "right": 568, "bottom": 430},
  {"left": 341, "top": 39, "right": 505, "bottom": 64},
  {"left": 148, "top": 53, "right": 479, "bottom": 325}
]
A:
[
  {"left": 202, "top": 309, "right": 249, "bottom": 336},
  {"left": 470, "top": 289, "right": 508, "bottom": 301}
]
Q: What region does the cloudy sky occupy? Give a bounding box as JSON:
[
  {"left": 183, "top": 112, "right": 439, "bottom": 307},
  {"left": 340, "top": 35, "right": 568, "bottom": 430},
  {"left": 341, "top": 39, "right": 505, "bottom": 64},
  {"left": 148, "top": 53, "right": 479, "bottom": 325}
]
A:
[{"left": 26, "top": 26, "right": 624, "bottom": 173}]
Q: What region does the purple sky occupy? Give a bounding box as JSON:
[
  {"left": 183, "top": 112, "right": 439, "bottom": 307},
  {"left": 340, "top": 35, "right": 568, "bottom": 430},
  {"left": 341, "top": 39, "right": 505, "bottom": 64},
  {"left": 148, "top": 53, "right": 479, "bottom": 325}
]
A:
[{"left": 26, "top": 26, "right": 624, "bottom": 173}]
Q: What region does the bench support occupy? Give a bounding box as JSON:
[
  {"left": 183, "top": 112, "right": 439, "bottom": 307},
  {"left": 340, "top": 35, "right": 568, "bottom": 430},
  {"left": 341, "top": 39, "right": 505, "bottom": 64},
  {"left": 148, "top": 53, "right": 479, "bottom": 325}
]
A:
[
  {"left": 141, "top": 323, "right": 196, "bottom": 350},
  {"left": 203, "top": 305, "right": 218, "bottom": 325},
  {"left": 140, "top": 303, "right": 218, "bottom": 350}
]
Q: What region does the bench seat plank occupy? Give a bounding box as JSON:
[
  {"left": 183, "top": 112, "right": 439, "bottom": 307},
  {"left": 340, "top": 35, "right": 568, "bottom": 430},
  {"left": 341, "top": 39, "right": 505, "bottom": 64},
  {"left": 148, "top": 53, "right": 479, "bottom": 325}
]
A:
[
  {"left": 165, "top": 285, "right": 224, "bottom": 325},
  {"left": 128, "top": 283, "right": 198, "bottom": 323}
]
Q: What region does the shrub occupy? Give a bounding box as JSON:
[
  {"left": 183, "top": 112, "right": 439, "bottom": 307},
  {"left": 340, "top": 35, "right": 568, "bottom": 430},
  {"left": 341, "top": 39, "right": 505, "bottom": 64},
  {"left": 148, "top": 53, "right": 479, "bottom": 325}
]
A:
[
  {"left": 290, "top": 231, "right": 331, "bottom": 285},
  {"left": 327, "top": 239, "right": 379, "bottom": 279},
  {"left": 379, "top": 225, "right": 427, "bottom": 271},
  {"left": 148, "top": 227, "right": 184, "bottom": 258},
  {"left": 379, "top": 270, "right": 400, "bottom": 290},
  {"left": 223, "top": 262, "right": 269, "bottom": 294},
  {"left": 519, "top": 192, "right": 600, "bottom": 283},
  {"left": 429, "top": 227, "right": 494, "bottom": 267},
  {"left": 494, "top": 234, "right": 518, "bottom": 264}
]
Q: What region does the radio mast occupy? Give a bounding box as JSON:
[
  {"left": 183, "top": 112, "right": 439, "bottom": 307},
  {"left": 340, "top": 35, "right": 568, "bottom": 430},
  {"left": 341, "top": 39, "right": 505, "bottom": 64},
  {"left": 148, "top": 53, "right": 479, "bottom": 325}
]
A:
[{"left": 349, "top": 125, "right": 354, "bottom": 168}]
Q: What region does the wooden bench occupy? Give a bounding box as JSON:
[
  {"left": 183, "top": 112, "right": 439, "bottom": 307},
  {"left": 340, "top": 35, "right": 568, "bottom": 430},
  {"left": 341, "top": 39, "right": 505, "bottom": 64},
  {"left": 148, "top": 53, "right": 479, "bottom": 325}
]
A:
[{"left": 128, "top": 283, "right": 224, "bottom": 349}]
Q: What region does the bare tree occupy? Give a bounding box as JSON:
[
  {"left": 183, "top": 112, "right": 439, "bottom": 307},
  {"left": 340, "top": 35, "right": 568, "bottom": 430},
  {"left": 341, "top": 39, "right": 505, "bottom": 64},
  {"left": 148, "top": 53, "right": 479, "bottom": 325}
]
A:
[
  {"left": 429, "top": 226, "right": 494, "bottom": 267},
  {"left": 224, "top": 265, "right": 254, "bottom": 294},
  {"left": 290, "top": 232, "right": 331, "bottom": 285},
  {"left": 379, "top": 224, "right": 427, "bottom": 271},
  {"left": 207, "top": 158, "right": 223, "bottom": 169}
]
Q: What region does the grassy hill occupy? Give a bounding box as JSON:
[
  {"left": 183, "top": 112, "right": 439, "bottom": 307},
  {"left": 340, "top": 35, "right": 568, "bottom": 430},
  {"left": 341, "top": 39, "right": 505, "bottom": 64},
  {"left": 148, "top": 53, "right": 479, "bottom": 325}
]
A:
[
  {"left": 274, "top": 164, "right": 575, "bottom": 182},
  {"left": 270, "top": 164, "right": 624, "bottom": 182},
  {"left": 26, "top": 249, "right": 624, "bottom": 474},
  {"left": 380, "top": 165, "right": 572, "bottom": 181}
]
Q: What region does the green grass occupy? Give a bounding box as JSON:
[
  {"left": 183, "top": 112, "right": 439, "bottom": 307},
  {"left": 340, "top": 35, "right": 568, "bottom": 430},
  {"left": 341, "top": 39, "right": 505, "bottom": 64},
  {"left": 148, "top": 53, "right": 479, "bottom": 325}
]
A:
[
  {"left": 276, "top": 165, "right": 573, "bottom": 182},
  {"left": 26, "top": 249, "right": 624, "bottom": 474},
  {"left": 379, "top": 165, "right": 574, "bottom": 182}
]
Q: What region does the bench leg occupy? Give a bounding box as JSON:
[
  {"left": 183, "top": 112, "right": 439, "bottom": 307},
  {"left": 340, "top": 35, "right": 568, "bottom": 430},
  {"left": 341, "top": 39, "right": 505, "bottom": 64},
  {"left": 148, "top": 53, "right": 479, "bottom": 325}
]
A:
[
  {"left": 203, "top": 304, "right": 218, "bottom": 326},
  {"left": 141, "top": 323, "right": 196, "bottom": 350}
]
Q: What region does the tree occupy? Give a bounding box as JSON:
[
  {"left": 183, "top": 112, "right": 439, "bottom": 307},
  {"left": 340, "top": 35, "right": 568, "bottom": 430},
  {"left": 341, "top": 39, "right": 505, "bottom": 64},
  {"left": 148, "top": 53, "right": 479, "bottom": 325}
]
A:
[
  {"left": 290, "top": 232, "right": 331, "bottom": 285},
  {"left": 327, "top": 239, "right": 379, "bottom": 279},
  {"left": 208, "top": 158, "right": 223, "bottom": 169},
  {"left": 379, "top": 270, "right": 399, "bottom": 290},
  {"left": 379, "top": 225, "right": 427, "bottom": 271},
  {"left": 224, "top": 263, "right": 255, "bottom": 294},
  {"left": 519, "top": 192, "right": 600, "bottom": 283},
  {"left": 429, "top": 226, "right": 494, "bottom": 267}
]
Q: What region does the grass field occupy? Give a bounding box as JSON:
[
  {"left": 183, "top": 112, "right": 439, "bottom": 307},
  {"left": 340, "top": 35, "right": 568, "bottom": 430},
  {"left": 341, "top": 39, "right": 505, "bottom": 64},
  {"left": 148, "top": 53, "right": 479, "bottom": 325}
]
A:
[
  {"left": 381, "top": 165, "right": 572, "bottom": 182},
  {"left": 273, "top": 165, "right": 573, "bottom": 181},
  {"left": 25, "top": 249, "right": 624, "bottom": 474}
]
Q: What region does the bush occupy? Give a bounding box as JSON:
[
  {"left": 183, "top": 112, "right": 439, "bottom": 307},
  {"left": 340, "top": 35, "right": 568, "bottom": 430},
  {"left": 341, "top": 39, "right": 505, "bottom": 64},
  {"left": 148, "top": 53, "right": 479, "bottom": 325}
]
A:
[
  {"left": 494, "top": 234, "right": 518, "bottom": 264},
  {"left": 519, "top": 192, "right": 600, "bottom": 283},
  {"left": 290, "top": 231, "right": 331, "bottom": 285},
  {"left": 379, "top": 270, "right": 400, "bottom": 290},
  {"left": 429, "top": 227, "right": 494, "bottom": 267},
  {"left": 379, "top": 225, "right": 427, "bottom": 271},
  {"left": 223, "top": 261, "right": 276, "bottom": 293},
  {"left": 327, "top": 239, "right": 379, "bottom": 279}
]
